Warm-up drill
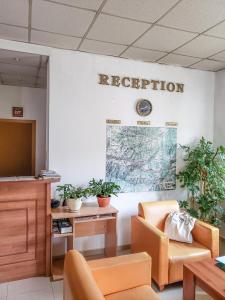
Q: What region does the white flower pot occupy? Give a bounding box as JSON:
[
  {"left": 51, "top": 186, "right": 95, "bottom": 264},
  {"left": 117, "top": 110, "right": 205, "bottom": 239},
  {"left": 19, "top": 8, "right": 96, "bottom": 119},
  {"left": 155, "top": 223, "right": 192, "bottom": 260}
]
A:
[{"left": 67, "top": 198, "right": 82, "bottom": 212}]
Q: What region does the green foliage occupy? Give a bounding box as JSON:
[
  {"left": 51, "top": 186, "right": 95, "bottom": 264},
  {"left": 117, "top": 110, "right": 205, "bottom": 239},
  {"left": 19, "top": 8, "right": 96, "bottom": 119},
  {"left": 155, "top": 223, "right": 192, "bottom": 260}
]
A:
[
  {"left": 177, "top": 137, "right": 225, "bottom": 226},
  {"left": 69, "top": 186, "right": 89, "bottom": 200},
  {"left": 56, "top": 184, "right": 73, "bottom": 200},
  {"left": 88, "top": 178, "right": 120, "bottom": 197},
  {"left": 57, "top": 184, "right": 89, "bottom": 200}
]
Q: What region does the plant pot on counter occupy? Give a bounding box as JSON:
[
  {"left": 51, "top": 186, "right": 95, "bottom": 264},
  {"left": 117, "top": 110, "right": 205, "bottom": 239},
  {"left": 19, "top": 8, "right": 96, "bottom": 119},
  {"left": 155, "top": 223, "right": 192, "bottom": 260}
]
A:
[
  {"left": 67, "top": 198, "right": 82, "bottom": 212},
  {"left": 97, "top": 195, "right": 111, "bottom": 207}
]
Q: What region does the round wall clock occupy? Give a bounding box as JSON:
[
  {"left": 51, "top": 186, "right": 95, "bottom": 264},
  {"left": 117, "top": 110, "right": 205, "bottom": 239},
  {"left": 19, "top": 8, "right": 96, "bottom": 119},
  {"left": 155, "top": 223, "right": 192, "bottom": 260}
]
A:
[{"left": 136, "top": 99, "right": 152, "bottom": 116}]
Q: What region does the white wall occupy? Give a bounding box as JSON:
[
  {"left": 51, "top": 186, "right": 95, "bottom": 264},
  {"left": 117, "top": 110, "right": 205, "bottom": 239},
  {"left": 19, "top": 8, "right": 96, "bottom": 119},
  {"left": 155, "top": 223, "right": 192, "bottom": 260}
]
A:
[
  {"left": 0, "top": 85, "right": 47, "bottom": 175},
  {"left": 48, "top": 50, "right": 215, "bottom": 251},
  {"left": 214, "top": 70, "right": 225, "bottom": 147},
  {"left": 0, "top": 39, "right": 215, "bottom": 252}
]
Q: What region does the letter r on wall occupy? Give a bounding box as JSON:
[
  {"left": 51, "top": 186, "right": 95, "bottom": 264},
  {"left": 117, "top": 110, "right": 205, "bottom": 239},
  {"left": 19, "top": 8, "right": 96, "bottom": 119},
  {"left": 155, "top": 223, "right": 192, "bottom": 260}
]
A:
[{"left": 99, "top": 74, "right": 109, "bottom": 85}]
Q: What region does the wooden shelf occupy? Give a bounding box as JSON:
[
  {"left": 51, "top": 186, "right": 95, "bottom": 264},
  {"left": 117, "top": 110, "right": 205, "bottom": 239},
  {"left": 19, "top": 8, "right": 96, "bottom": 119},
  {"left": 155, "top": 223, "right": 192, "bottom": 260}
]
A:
[
  {"left": 75, "top": 216, "right": 116, "bottom": 224},
  {"left": 52, "top": 232, "right": 73, "bottom": 238}
]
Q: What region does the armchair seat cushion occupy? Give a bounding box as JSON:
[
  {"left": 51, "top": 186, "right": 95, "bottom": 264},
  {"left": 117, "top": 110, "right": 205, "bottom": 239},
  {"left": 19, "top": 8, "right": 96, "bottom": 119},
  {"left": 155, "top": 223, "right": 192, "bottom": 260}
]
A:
[
  {"left": 168, "top": 240, "right": 211, "bottom": 283},
  {"left": 105, "top": 286, "right": 160, "bottom": 300}
]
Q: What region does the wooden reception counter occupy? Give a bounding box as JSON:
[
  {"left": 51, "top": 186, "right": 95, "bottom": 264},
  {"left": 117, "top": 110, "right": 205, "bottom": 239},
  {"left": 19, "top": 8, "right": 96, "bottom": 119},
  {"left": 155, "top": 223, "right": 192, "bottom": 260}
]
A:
[{"left": 0, "top": 176, "right": 59, "bottom": 283}]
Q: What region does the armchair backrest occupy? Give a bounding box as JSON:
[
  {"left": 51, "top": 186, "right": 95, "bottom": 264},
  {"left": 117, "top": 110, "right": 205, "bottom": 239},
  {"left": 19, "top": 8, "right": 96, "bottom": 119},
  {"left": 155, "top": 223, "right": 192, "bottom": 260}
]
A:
[
  {"left": 138, "top": 200, "right": 179, "bottom": 231},
  {"left": 64, "top": 250, "right": 104, "bottom": 300}
]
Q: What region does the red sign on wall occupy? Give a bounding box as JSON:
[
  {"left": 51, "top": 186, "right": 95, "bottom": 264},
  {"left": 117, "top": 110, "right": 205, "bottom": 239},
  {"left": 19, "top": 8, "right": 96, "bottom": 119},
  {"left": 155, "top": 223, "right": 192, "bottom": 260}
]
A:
[{"left": 12, "top": 107, "right": 23, "bottom": 118}]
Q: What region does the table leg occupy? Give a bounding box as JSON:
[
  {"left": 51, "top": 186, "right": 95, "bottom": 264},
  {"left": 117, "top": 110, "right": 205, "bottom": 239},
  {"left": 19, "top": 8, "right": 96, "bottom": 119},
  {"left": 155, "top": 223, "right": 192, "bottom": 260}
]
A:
[
  {"left": 183, "top": 265, "right": 195, "bottom": 300},
  {"left": 105, "top": 218, "right": 117, "bottom": 257},
  {"left": 67, "top": 219, "right": 75, "bottom": 251}
]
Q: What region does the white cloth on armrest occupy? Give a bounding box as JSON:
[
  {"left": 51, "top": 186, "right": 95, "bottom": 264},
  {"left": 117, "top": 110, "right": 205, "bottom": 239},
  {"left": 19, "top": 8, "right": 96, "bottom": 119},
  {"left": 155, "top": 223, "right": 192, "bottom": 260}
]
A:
[{"left": 164, "top": 211, "right": 196, "bottom": 243}]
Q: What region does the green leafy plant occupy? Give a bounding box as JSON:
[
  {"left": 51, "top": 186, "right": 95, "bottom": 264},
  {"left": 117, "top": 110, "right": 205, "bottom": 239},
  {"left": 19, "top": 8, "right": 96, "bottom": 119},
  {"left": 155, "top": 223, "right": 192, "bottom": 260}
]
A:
[
  {"left": 69, "top": 186, "right": 89, "bottom": 199},
  {"left": 56, "top": 184, "right": 73, "bottom": 206},
  {"left": 88, "top": 179, "right": 120, "bottom": 197},
  {"left": 177, "top": 137, "right": 225, "bottom": 226}
]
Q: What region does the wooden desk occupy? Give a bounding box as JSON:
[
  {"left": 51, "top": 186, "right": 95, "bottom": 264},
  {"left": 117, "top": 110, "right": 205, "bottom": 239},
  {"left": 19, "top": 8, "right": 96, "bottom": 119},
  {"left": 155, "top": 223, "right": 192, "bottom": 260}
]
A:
[
  {"left": 183, "top": 259, "right": 225, "bottom": 300},
  {"left": 51, "top": 203, "right": 118, "bottom": 280},
  {"left": 0, "top": 177, "right": 59, "bottom": 283}
]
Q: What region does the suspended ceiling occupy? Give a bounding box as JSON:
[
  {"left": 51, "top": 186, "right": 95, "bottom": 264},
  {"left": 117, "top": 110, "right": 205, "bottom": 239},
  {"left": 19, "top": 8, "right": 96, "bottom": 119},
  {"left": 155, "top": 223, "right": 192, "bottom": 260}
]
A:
[
  {"left": 1, "top": 0, "right": 225, "bottom": 71},
  {"left": 0, "top": 49, "right": 47, "bottom": 88}
]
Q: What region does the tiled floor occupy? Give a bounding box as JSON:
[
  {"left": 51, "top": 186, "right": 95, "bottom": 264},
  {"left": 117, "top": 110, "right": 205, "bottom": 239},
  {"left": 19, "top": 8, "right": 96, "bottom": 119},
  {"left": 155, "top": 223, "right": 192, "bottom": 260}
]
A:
[
  {"left": 0, "top": 277, "right": 213, "bottom": 300},
  {"left": 1, "top": 238, "right": 223, "bottom": 300},
  {"left": 0, "top": 277, "right": 62, "bottom": 300}
]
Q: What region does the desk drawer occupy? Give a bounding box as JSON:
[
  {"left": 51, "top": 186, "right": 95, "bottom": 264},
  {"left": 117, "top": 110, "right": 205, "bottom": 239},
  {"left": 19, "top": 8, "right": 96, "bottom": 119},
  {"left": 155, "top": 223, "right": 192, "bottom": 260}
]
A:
[{"left": 75, "top": 220, "right": 107, "bottom": 237}]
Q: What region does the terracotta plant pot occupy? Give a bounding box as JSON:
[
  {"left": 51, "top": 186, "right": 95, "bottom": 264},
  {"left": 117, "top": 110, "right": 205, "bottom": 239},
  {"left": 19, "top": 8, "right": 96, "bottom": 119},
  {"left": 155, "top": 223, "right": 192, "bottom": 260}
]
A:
[{"left": 97, "top": 196, "right": 111, "bottom": 207}]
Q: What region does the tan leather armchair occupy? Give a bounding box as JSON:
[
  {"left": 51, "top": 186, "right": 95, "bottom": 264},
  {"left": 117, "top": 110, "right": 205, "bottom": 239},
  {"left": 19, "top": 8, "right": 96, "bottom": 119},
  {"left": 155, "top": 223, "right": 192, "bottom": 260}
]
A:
[
  {"left": 64, "top": 250, "right": 160, "bottom": 300},
  {"left": 131, "top": 200, "right": 219, "bottom": 291}
]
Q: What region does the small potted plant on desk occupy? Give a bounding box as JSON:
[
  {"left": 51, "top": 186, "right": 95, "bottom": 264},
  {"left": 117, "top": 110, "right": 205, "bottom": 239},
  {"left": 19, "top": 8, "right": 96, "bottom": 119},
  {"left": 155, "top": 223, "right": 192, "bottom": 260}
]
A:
[
  {"left": 56, "top": 184, "right": 73, "bottom": 206},
  {"left": 88, "top": 179, "right": 120, "bottom": 207},
  {"left": 67, "top": 186, "right": 89, "bottom": 212}
]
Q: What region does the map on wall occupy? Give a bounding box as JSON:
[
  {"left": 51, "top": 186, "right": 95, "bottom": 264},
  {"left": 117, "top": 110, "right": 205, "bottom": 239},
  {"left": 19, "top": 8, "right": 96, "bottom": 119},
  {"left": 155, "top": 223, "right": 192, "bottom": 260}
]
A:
[{"left": 106, "top": 125, "right": 177, "bottom": 193}]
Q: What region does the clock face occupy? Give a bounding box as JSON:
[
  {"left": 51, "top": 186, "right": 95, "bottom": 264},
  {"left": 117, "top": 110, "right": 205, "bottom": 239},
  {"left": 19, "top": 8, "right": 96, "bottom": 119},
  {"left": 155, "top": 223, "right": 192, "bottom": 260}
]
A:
[{"left": 136, "top": 99, "right": 152, "bottom": 116}]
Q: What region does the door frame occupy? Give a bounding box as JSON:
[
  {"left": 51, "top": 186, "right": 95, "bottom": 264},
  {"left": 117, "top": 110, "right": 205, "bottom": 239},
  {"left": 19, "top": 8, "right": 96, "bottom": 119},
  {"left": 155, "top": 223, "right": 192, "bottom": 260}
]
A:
[{"left": 0, "top": 119, "right": 36, "bottom": 176}]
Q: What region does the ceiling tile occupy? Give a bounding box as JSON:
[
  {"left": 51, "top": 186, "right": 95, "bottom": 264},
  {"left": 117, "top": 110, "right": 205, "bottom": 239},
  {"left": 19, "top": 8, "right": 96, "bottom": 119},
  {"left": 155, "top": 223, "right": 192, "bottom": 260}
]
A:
[
  {"left": 31, "top": 30, "right": 81, "bottom": 50},
  {"left": 134, "top": 25, "right": 197, "bottom": 52},
  {"left": 0, "top": 24, "right": 28, "bottom": 42},
  {"left": 1, "top": 73, "right": 21, "bottom": 81},
  {"left": 1, "top": 73, "right": 36, "bottom": 87},
  {"left": 205, "top": 21, "right": 225, "bottom": 38},
  {"left": 32, "top": 0, "right": 95, "bottom": 37},
  {"left": 158, "top": 0, "right": 225, "bottom": 33},
  {"left": 158, "top": 53, "right": 201, "bottom": 67},
  {"left": 3, "top": 74, "right": 36, "bottom": 83},
  {"left": 41, "top": 56, "right": 48, "bottom": 67},
  {"left": 38, "top": 67, "right": 47, "bottom": 78},
  {"left": 191, "top": 59, "right": 225, "bottom": 71},
  {"left": 0, "top": 49, "right": 40, "bottom": 66},
  {"left": 0, "top": 63, "right": 37, "bottom": 77},
  {"left": 175, "top": 35, "right": 225, "bottom": 58},
  {"left": 80, "top": 39, "right": 127, "bottom": 56},
  {"left": 121, "top": 47, "right": 167, "bottom": 62},
  {"left": 36, "top": 77, "right": 47, "bottom": 88},
  {"left": 87, "top": 14, "right": 150, "bottom": 45},
  {"left": 49, "top": 0, "right": 103, "bottom": 10},
  {"left": 0, "top": 0, "right": 28, "bottom": 26},
  {"left": 102, "top": 0, "right": 178, "bottom": 23},
  {"left": 210, "top": 50, "right": 225, "bottom": 62}
]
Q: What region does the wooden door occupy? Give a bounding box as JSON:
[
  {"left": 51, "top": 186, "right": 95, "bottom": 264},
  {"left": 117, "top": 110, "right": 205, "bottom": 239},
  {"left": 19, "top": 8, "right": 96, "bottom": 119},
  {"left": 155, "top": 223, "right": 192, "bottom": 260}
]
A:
[{"left": 0, "top": 119, "right": 36, "bottom": 176}]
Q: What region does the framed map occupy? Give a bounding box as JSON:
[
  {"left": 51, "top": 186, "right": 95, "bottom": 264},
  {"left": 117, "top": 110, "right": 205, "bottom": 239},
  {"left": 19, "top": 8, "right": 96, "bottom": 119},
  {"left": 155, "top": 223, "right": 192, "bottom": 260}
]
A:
[{"left": 106, "top": 125, "right": 177, "bottom": 193}]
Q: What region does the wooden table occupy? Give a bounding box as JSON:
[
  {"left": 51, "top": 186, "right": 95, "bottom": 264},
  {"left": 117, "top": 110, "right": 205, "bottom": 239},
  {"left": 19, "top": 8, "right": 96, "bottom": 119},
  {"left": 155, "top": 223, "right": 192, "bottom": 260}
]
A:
[
  {"left": 183, "top": 259, "right": 225, "bottom": 300},
  {"left": 51, "top": 202, "right": 118, "bottom": 280}
]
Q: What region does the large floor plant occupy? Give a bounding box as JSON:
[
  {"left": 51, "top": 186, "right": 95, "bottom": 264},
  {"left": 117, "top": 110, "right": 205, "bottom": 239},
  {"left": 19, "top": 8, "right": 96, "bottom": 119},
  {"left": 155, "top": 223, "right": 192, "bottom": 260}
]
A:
[{"left": 177, "top": 137, "right": 225, "bottom": 226}]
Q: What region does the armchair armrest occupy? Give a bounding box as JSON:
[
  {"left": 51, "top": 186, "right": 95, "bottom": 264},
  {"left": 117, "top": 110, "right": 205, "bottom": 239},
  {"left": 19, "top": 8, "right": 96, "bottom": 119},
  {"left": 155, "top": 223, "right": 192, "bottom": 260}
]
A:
[
  {"left": 88, "top": 252, "right": 151, "bottom": 296},
  {"left": 192, "top": 220, "right": 219, "bottom": 257},
  {"left": 131, "top": 216, "right": 169, "bottom": 286}
]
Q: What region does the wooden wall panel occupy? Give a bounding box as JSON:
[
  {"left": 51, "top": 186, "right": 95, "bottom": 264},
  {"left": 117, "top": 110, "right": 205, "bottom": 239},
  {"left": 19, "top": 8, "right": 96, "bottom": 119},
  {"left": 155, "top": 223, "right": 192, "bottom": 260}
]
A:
[
  {"left": 0, "top": 179, "right": 54, "bottom": 283},
  {"left": 0, "top": 200, "right": 36, "bottom": 265}
]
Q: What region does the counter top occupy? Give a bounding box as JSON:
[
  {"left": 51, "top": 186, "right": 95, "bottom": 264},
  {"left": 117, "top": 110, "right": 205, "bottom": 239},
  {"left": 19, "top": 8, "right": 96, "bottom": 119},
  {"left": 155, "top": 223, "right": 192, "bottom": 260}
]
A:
[{"left": 0, "top": 176, "right": 60, "bottom": 184}]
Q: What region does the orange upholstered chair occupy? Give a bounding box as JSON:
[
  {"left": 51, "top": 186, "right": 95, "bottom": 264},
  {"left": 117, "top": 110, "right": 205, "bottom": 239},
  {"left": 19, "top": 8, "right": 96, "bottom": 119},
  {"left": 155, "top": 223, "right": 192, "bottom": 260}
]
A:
[
  {"left": 64, "top": 250, "right": 159, "bottom": 300},
  {"left": 131, "top": 200, "right": 219, "bottom": 291}
]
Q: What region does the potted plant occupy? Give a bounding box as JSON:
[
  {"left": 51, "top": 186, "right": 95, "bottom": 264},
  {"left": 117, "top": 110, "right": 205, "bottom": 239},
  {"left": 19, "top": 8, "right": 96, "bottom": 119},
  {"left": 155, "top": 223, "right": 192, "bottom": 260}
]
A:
[
  {"left": 56, "top": 184, "right": 73, "bottom": 206},
  {"left": 177, "top": 137, "right": 225, "bottom": 226},
  {"left": 88, "top": 178, "right": 120, "bottom": 207},
  {"left": 67, "top": 186, "right": 89, "bottom": 212}
]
